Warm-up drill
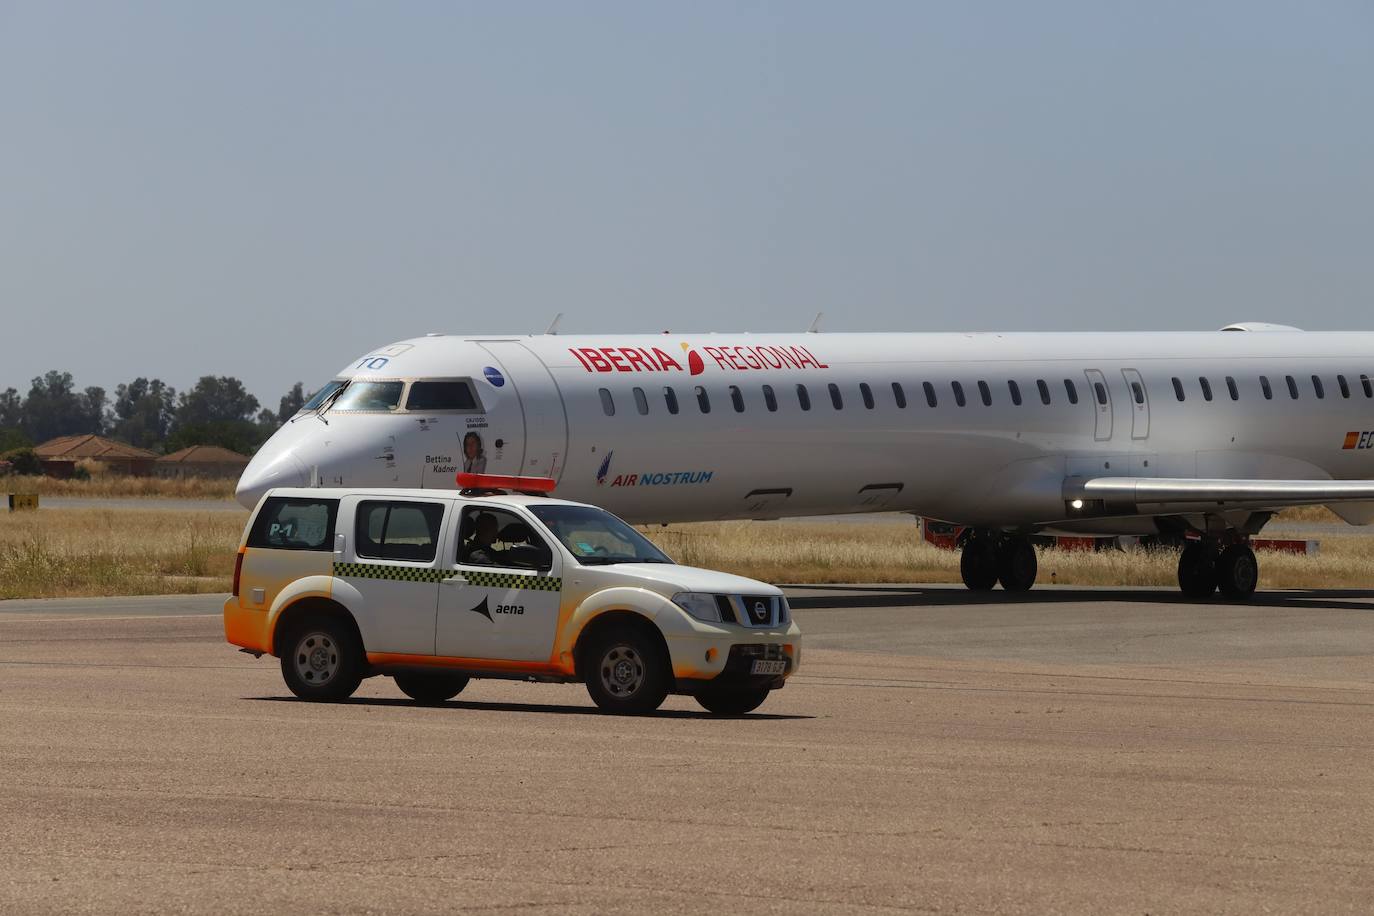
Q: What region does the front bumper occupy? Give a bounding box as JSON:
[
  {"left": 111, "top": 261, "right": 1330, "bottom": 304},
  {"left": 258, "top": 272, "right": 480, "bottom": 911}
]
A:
[{"left": 664, "top": 623, "right": 801, "bottom": 692}]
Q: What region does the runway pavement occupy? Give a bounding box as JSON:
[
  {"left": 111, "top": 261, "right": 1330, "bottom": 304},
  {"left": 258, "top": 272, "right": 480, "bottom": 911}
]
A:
[{"left": 3, "top": 585, "right": 1373, "bottom": 914}]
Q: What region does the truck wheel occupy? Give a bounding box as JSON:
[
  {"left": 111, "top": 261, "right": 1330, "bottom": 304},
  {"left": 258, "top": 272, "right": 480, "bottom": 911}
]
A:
[
  {"left": 394, "top": 672, "right": 469, "bottom": 704},
  {"left": 695, "top": 686, "right": 771, "bottom": 716},
  {"left": 279, "top": 615, "right": 363, "bottom": 702},
  {"left": 583, "top": 625, "right": 670, "bottom": 715}
]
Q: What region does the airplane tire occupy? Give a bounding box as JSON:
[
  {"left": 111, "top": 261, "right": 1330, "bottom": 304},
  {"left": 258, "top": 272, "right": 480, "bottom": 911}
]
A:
[
  {"left": 394, "top": 672, "right": 469, "bottom": 704},
  {"left": 960, "top": 537, "right": 999, "bottom": 591},
  {"left": 1216, "top": 544, "right": 1259, "bottom": 600},
  {"left": 996, "top": 538, "right": 1037, "bottom": 592},
  {"left": 1177, "top": 543, "right": 1217, "bottom": 599}
]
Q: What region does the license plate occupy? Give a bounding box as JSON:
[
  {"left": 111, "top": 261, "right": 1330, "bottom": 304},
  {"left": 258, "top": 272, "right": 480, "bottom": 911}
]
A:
[{"left": 750, "top": 659, "right": 786, "bottom": 676}]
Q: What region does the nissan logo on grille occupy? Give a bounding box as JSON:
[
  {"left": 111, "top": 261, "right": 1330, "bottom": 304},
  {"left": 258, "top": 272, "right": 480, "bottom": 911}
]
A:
[{"left": 751, "top": 600, "right": 769, "bottom": 623}]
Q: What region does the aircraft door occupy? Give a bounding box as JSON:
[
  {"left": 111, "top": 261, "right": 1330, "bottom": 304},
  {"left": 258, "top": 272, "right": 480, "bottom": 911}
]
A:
[
  {"left": 1084, "top": 369, "right": 1113, "bottom": 441},
  {"left": 477, "top": 342, "right": 569, "bottom": 483},
  {"left": 1120, "top": 368, "right": 1150, "bottom": 440}
]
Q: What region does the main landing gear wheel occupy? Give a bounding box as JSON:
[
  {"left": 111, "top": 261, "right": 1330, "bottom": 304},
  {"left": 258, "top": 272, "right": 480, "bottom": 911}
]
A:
[
  {"left": 1215, "top": 544, "right": 1259, "bottom": 600},
  {"left": 394, "top": 672, "right": 469, "bottom": 704},
  {"left": 280, "top": 615, "right": 363, "bottom": 702},
  {"left": 1177, "top": 543, "right": 1218, "bottom": 599},
  {"left": 960, "top": 537, "right": 999, "bottom": 591},
  {"left": 996, "top": 537, "right": 1038, "bottom": 592},
  {"left": 583, "top": 625, "right": 671, "bottom": 715}
]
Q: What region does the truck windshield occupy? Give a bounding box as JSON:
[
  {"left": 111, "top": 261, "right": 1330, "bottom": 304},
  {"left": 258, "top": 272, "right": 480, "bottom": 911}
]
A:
[{"left": 529, "top": 505, "right": 673, "bottom": 566}]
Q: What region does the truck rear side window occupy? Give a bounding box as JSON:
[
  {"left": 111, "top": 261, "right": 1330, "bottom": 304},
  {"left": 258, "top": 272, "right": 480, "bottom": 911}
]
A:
[
  {"left": 405, "top": 380, "right": 478, "bottom": 411},
  {"left": 356, "top": 501, "right": 445, "bottom": 562},
  {"left": 248, "top": 498, "right": 338, "bottom": 551}
]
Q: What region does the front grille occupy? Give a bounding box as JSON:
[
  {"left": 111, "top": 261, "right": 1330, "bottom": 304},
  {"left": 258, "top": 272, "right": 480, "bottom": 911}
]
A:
[{"left": 731, "top": 595, "right": 780, "bottom": 627}]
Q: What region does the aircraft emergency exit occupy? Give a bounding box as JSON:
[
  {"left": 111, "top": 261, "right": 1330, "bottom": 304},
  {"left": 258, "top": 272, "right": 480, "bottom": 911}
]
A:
[{"left": 237, "top": 324, "right": 1374, "bottom": 600}]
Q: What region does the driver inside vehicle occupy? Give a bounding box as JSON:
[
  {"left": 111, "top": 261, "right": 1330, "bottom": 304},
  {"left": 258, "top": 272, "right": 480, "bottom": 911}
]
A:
[{"left": 463, "top": 513, "right": 503, "bottom": 565}]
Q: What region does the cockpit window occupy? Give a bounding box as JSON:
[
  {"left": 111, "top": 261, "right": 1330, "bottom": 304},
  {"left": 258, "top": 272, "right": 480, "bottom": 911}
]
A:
[
  {"left": 300, "top": 380, "right": 347, "bottom": 413},
  {"left": 405, "top": 380, "right": 479, "bottom": 412},
  {"left": 330, "top": 380, "right": 404, "bottom": 411}
]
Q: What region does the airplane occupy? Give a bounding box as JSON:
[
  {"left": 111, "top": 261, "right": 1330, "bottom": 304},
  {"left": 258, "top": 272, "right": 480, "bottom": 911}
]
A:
[{"left": 236, "top": 323, "right": 1374, "bottom": 600}]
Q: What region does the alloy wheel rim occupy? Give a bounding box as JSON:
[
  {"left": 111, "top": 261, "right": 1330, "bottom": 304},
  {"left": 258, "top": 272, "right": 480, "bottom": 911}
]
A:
[{"left": 600, "top": 645, "right": 645, "bottom": 697}]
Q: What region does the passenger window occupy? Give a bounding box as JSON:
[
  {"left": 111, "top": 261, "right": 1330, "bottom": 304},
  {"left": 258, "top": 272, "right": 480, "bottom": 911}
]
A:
[
  {"left": 598, "top": 388, "right": 615, "bottom": 416},
  {"left": 1312, "top": 375, "right": 1325, "bottom": 399},
  {"left": 1260, "top": 375, "right": 1273, "bottom": 400},
  {"left": 977, "top": 380, "right": 992, "bottom": 406},
  {"left": 860, "top": 382, "right": 875, "bottom": 409},
  {"left": 951, "top": 381, "right": 966, "bottom": 407},
  {"left": 1363, "top": 375, "right": 1374, "bottom": 398},
  {"left": 405, "top": 380, "right": 479, "bottom": 412},
  {"left": 1225, "top": 376, "right": 1238, "bottom": 401},
  {"left": 923, "top": 382, "right": 937, "bottom": 408},
  {"left": 1063, "top": 379, "right": 1079, "bottom": 404},
  {"left": 828, "top": 383, "right": 843, "bottom": 410},
  {"left": 457, "top": 507, "right": 550, "bottom": 570},
  {"left": 1037, "top": 379, "right": 1051, "bottom": 405},
  {"left": 331, "top": 380, "right": 405, "bottom": 412},
  {"left": 892, "top": 382, "right": 907, "bottom": 409},
  {"left": 695, "top": 386, "right": 711, "bottom": 413},
  {"left": 663, "top": 386, "right": 680, "bottom": 415},
  {"left": 796, "top": 384, "right": 811, "bottom": 411},
  {"left": 248, "top": 497, "right": 338, "bottom": 551},
  {"left": 762, "top": 384, "right": 778, "bottom": 412},
  {"left": 1094, "top": 382, "right": 1108, "bottom": 406},
  {"left": 1338, "top": 375, "right": 1351, "bottom": 398},
  {"left": 729, "top": 385, "right": 745, "bottom": 413},
  {"left": 1199, "top": 377, "right": 1213, "bottom": 402},
  {"left": 1286, "top": 375, "right": 1299, "bottom": 399},
  {"left": 356, "top": 501, "right": 445, "bottom": 563},
  {"left": 633, "top": 387, "right": 649, "bottom": 415},
  {"left": 1131, "top": 381, "right": 1145, "bottom": 405},
  {"left": 1008, "top": 380, "right": 1022, "bottom": 406},
  {"left": 1172, "top": 377, "right": 1185, "bottom": 402}
]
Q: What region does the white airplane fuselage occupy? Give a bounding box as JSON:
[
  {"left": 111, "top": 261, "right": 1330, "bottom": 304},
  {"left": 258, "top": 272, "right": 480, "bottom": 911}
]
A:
[{"left": 238, "top": 329, "right": 1374, "bottom": 534}]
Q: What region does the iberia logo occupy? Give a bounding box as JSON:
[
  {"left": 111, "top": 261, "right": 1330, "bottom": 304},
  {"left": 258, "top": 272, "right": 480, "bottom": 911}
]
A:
[{"left": 570, "top": 342, "right": 826, "bottom": 375}]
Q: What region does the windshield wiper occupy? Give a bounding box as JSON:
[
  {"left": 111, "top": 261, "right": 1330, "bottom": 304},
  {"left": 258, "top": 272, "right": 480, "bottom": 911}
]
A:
[{"left": 306, "top": 383, "right": 348, "bottom": 425}]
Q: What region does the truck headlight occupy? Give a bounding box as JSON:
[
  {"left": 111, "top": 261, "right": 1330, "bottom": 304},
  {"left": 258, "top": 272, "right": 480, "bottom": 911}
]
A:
[{"left": 672, "top": 592, "right": 725, "bottom": 623}]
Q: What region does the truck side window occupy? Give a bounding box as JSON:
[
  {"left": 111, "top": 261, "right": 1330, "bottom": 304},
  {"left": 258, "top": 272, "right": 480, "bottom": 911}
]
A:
[
  {"left": 457, "top": 507, "right": 550, "bottom": 570},
  {"left": 248, "top": 497, "right": 338, "bottom": 551},
  {"left": 356, "top": 501, "right": 445, "bottom": 563}
]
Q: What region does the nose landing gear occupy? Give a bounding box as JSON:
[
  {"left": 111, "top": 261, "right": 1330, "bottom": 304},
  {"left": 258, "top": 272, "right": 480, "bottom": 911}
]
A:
[{"left": 960, "top": 532, "right": 1038, "bottom": 592}]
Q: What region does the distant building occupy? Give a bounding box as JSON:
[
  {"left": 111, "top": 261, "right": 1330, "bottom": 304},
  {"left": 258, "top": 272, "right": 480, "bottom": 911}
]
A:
[
  {"left": 155, "top": 445, "right": 251, "bottom": 480},
  {"left": 33, "top": 435, "right": 160, "bottom": 478}
]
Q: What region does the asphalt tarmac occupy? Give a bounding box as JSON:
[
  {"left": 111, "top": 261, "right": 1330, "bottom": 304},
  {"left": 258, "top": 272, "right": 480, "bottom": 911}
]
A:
[{"left": 3, "top": 585, "right": 1373, "bottom": 914}]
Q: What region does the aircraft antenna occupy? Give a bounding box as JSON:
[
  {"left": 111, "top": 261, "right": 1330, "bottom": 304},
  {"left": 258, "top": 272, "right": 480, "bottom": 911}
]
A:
[
  {"left": 807, "top": 312, "right": 824, "bottom": 333},
  {"left": 543, "top": 312, "right": 564, "bottom": 335}
]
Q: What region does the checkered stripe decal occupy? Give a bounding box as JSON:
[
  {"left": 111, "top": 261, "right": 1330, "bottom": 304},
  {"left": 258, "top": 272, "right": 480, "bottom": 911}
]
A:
[{"left": 332, "top": 562, "right": 560, "bottom": 591}]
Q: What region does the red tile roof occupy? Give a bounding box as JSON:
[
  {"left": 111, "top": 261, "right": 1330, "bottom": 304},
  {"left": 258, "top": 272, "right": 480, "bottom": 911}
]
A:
[
  {"left": 157, "top": 445, "right": 250, "bottom": 464},
  {"left": 34, "top": 435, "right": 159, "bottom": 460}
]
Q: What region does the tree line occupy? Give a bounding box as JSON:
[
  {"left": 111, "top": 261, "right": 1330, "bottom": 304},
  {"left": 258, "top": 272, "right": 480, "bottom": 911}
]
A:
[{"left": 0, "top": 371, "right": 312, "bottom": 458}]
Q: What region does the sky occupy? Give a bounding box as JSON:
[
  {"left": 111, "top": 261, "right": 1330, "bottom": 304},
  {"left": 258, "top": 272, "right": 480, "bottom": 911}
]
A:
[{"left": 2, "top": 1, "right": 1371, "bottom": 405}]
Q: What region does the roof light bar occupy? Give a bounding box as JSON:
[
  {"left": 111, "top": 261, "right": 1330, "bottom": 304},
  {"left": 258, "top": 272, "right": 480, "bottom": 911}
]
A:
[{"left": 456, "top": 472, "right": 557, "bottom": 494}]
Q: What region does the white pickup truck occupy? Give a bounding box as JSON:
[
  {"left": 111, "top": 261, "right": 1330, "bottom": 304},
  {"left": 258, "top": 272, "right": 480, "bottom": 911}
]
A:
[{"left": 225, "top": 476, "right": 800, "bottom": 715}]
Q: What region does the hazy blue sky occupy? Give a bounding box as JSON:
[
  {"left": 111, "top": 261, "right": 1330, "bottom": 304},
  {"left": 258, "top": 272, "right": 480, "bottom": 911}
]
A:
[{"left": 2, "top": 2, "right": 1371, "bottom": 403}]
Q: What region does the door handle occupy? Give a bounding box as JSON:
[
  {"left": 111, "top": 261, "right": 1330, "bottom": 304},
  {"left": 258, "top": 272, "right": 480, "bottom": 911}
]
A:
[{"left": 441, "top": 576, "right": 467, "bottom": 586}]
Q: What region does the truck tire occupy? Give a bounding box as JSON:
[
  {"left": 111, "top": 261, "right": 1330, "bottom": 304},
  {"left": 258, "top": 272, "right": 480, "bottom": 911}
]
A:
[
  {"left": 583, "top": 624, "right": 671, "bottom": 715},
  {"left": 279, "top": 614, "right": 364, "bottom": 702},
  {"left": 394, "top": 672, "right": 469, "bottom": 704},
  {"left": 695, "top": 686, "right": 771, "bottom": 716}
]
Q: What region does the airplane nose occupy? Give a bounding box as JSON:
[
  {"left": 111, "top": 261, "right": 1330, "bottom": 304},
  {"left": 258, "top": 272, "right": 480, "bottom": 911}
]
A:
[{"left": 235, "top": 449, "right": 309, "bottom": 509}]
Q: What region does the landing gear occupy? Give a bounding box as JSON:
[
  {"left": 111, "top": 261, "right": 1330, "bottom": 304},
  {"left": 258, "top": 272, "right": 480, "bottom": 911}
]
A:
[
  {"left": 959, "top": 535, "right": 999, "bottom": 591},
  {"left": 1177, "top": 539, "right": 1259, "bottom": 600},
  {"left": 960, "top": 533, "right": 1037, "bottom": 592},
  {"left": 1177, "top": 542, "right": 1217, "bottom": 599},
  {"left": 1216, "top": 544, "right": 1259, "bottom": 600},
  {"left": 997, "top": 538, "right": 1038, "bottom": 592}
]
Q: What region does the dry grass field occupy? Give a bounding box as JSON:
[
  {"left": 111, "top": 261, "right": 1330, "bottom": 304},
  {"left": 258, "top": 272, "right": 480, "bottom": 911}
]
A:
[
  {"left": 0, "top": 474, "right": 236, "bottom": 500},
  {"left": 1, "top": 504, "right": 1370, "bottom": 599}
]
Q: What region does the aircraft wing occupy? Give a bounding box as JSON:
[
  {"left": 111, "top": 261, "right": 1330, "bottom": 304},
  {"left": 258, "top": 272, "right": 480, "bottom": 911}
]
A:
[{"left": 1063, "top": 477, "right": 1374, "bottom": 511}]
